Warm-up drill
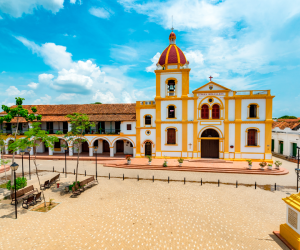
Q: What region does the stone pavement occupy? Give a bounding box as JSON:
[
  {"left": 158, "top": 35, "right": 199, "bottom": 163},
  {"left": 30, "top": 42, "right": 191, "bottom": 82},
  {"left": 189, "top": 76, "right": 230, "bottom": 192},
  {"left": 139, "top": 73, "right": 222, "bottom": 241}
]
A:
[{"left": 0, "top": 172, "right": 291, "bottom": 250}]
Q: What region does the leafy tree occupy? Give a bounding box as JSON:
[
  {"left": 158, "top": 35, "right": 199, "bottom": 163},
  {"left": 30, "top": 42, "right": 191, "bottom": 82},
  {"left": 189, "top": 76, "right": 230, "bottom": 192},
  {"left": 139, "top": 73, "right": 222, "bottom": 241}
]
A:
[
  {"left": 278, "top": 115, "right": 298, "bottom": 119},
  {"left": 0, "top": 97, "right": 42, "bottom": 184},
  {"left": 9, "top": 122, "right": 59, "bottom": 208},
  {"left": 0, "top": 133, "right": 10, "bottom": 183},
  {"left": 64, "top": 113, "right": 95, "bottom": 182},
  {"left": 6, "top": 177, "right": 27, "bottom": 190},
  {"left": 92, "top": 102, "right": 102, "bottom": 104}
]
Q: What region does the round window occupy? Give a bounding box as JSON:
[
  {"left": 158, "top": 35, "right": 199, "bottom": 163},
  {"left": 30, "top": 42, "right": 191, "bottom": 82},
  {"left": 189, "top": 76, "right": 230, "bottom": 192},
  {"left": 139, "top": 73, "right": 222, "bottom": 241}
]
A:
[{"left": 209, "top": 98, "right": 213, "bottom": 103}]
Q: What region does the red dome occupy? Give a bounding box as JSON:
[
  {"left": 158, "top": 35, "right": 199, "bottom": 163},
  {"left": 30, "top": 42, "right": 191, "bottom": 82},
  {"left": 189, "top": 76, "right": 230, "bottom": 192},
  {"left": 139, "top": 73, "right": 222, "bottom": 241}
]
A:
[
  {"left": 158, "top": 31, "right": 187, "bottom": 67},
  {"left": 158, "top": 44, "right": 187, "bottom": 66}
]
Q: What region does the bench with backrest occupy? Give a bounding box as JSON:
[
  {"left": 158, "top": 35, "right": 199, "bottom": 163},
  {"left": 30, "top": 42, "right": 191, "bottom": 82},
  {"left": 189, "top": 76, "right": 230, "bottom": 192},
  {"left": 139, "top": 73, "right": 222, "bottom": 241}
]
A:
[
  {"left": 22, "top": 195, "right": 35, "bottom": 209},
  {"left": 50, "top": 174, "right": 60, "bottom": 186},
  {"left": 11, "top": 185, "right": 38, "bottom": 205},
  {"left": 40, "top": 180, "right": 50, "bottom": 190},
  {"left": 71, "top": 186, "right": 81, "bottom": 197},
  {"left": 79, "top": 176, "right": 98, "bottom": 191}
]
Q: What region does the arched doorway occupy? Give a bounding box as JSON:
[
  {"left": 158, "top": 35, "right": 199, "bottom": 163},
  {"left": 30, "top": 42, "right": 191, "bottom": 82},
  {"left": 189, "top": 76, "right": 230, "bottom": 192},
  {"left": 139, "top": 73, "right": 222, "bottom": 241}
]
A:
[
  {"left": 82, "top": 141, "right": 89, "bottom": 153},
  {"left": 145, "top": 141, "right": 152, "bottom": 156},
  {"left": 201, "top": 129, "right": 219, "bottom": 158}
]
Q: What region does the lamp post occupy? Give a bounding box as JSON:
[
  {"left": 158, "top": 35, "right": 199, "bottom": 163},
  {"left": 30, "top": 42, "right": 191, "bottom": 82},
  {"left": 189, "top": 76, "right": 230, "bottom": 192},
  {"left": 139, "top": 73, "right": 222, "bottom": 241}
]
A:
[
  {"left": 94, "top": 146, "right": 98, "bottom": 180},
  {"left": 27, "top": 147, "right": 31, "bottom": 180},
  {"left": 10, "top": 162, "right": 19, "bottom": 219},
  {"left": 295, "top": 147, "right": 300, "bottom": 192},
  {"left": 19, "top": 150, "right": 25, "bottom": 178},
  {"left": 63, "top": 145, "right": 68, "bottom": 178}
]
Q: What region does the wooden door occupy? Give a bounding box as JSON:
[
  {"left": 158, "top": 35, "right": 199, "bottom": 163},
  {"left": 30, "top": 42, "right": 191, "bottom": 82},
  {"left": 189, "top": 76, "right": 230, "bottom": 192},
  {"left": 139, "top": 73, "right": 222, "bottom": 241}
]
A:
[
  {"left": 103, "top": 140, "right": 110, "bottom": 152},
  {"left": 82, "top": 142, "right": 89, "bottom": 152},
  {"left": 167, "top": 129, "right": 176, "bottom": 144},
  {"left": 145, "top": 142, "right": 152, "bottom": 156},
  {"left": 201, "top": 140, "right": 219, "bottom": 158},
  {"left": 116, "top": 140, "right": 124, "bottom": 153}
]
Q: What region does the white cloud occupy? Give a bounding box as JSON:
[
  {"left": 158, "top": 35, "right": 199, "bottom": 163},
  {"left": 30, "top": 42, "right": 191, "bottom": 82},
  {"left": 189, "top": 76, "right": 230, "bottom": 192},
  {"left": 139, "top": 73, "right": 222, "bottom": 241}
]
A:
[
  {"left": 33, "top": 94, "right": 52, "bottom": 105},
  {"left": 0, "top": 16, "right": 3, "bottom": 19},
  {"left": 56, "top": 93, "right": 77, "bottom": 101},
  {"left": 5, "top": 86, "right": 35, "bottom": 96},
  {"left": 93, "top": 91, "right": 117, "bottom": 103},
  {"left": 110, "top": 45, "right": 138, "bottom": 61},
  {"left": 146, "top": 52, "right": 160, "bottom": 72},
  {"left": 39, "top": 73, "right": 54, "bottom": 84},
  {"left": 89, "top": 7, "right": 112, "bottom": 19},
  {"left": 28, "top": 82, "right": 39, "bottom": 89},
  {"left": 1, "top": 71, "right": 6, "bottom": 73}
]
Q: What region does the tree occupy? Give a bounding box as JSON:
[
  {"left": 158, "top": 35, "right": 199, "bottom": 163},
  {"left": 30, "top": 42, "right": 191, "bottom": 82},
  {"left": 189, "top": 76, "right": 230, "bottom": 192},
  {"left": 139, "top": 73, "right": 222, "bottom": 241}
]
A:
[
  {"left": 64, "top": 113, "right": 95, "bottom": 182},
  {"left": 92, "top": 102, "right": 102, "bottom": 104},
  {"left": 278, "top": 115, "right": 298, "bottom": 119},
  {"left": 0, "top": 97, "right": 42, "bottom": 184},
  {"left": 9, "top": 122, "right": 59, "bottom": 208},
  {"left": 0, "top": 134, "right": 10, "bottom": 183}
]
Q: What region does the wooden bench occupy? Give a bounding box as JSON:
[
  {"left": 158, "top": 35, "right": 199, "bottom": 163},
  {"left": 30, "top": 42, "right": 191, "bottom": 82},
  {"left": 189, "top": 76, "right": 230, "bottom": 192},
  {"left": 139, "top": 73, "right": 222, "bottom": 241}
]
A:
[
  {"left": 11, "top": 185, "right": 38, "bottom": 205},
  {"left": 71, "top": 186, "right": 80, "bottom": 197},
  {"left": 22, "top": 196, "right": 35, "bottom": 209},
  {"left": 50, "top": 174, "right": 60, "bottom": 186},
  {"left": 79, "top": 176, "right": 98, "bottom": 191},
  {"left": 40, "top": 180, "right": 50, "bottom": 190}
]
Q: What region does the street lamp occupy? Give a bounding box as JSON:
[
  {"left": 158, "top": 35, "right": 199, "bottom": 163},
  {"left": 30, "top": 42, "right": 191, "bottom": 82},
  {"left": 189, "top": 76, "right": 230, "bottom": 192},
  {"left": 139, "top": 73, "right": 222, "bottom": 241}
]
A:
[
  {"left": 295, "top": 146, "right": 300, "bottom": 192},
  {"left": 27, "top": 147, "right": 31, "bottom": 180},
  {"left": 63, "top": 144, "right": 68, "bottom": 178},
  {"left": 94, "top": 146, "right": 98, "bottom": 180},
  {"left": 19, "top": 150, "right": 25, "bottom": 178},
  {"left": 10, "top": 162, "right": 19, "bottom": 219}
]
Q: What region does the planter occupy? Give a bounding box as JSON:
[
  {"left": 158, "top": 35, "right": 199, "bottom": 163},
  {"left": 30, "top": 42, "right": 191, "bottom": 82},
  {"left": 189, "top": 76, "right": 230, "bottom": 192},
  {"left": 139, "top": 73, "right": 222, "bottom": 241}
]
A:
[
  {"left": 268, "top": 165, "right": 273, "bottom": 170},
  {"left": 127, "top": 160, "right": 131, "bottom": 165},
  {"left": 260, "top": 167, "right": 265, "bottom": 170},
  {"left": 148, "top": 161, "right": 152, "bottom": 165},
  {"left": 275, "top": 165, "right": 280, "bottom": 170},
  {"left": 248, "top": 164, "right": 252, "bottom": 169},
  {"left": 179, "top": 163, "right": 182, "bottom": 167}
]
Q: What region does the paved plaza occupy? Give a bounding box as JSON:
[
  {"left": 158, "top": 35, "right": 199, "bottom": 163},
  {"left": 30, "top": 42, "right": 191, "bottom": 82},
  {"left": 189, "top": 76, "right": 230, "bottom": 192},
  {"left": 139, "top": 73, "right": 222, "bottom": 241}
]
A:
[{"left": 0, "top": 157, "right": 297, "bottom": 249}]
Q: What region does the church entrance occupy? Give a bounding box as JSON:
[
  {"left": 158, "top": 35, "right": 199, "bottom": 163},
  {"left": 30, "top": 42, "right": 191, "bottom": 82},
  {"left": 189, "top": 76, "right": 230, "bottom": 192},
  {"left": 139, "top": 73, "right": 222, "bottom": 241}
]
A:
[{"left": 200, "top": 129, "right": 219, "bottom": 158}]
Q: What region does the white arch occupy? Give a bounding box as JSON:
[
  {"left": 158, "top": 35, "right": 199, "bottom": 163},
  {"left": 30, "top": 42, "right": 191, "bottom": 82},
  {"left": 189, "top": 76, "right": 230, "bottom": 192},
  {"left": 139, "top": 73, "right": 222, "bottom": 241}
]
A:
[
  {"left": 112, "top": 137, "right": 135, "bottom": 147},
  {"left": 90, "top": 137, "right": 112, "bottom": 147}
]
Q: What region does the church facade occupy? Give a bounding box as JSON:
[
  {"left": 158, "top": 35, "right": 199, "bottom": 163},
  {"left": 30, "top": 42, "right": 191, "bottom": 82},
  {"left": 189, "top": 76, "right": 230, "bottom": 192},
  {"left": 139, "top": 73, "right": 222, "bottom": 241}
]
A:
[
  {"left": 1, "top": 31, "right": 274, "bottom": 162},
  {"left": 135, "top": 31, "right": 274, "bottom": 162}
]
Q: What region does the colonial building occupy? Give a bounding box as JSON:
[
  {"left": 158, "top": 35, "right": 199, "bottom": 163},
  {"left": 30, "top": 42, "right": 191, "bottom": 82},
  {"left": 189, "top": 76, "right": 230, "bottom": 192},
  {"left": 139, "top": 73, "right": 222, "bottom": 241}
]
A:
[{"left": 1, "top": 31, "right": 274, "bottom": 162}]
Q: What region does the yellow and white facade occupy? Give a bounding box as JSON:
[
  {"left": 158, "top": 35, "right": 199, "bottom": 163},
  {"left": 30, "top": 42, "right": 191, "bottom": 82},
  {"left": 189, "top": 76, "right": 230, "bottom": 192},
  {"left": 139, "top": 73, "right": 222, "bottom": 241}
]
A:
[{"left": 135, "top": 31, "right": 274, "bottom": 162}]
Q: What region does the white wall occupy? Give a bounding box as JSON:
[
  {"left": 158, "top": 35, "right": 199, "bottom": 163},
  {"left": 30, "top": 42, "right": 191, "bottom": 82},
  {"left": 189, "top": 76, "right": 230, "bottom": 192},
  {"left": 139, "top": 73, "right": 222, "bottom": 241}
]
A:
[
  {"left": 228, "top": 100, "right": 235, "bottom": 121},
  {"left": 187, "top": 123, "right": 193, "bottom": 152},
  {"left": 241, "top": 99, "right": 266, "bottom": 121},
  {"left": 229, "top": 124, "right": 235, "bottom": 152},
  {"left": 121, "top": 121, "right": 136, "bottom": 134},
  {"left": 161, "top": 123, "right": 182, "bottom": 152},
  {"left": 272, "top": 127, "right": 300, "bottom": 156},
  {"left": 188, "top": 100, "right": 194, "bottom": 121},
  {"left": 140, "top": 128, "right": 156, "bottom": 156},
  {"left": 140, "top": 109, "right": 156, "bottom": 127},
  {"left": 240, "top": 123, "right": 265, "bottom": 153}
]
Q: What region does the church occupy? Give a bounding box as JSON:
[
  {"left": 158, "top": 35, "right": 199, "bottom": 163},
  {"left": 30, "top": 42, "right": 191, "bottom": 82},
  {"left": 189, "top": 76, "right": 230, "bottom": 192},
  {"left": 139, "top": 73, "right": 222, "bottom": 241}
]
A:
[
  {"left": 1, "top": 31, "right": 274, "bottom": 162},
  {"left": 135, "top": 30, "right": 274, "bottom": 162}
]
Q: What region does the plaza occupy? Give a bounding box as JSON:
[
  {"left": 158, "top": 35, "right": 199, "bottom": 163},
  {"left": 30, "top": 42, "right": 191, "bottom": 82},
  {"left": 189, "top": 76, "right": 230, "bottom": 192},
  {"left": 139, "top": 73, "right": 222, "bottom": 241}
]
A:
[{"left": 0, "top": 156, "right": 297, "bottom": 249}]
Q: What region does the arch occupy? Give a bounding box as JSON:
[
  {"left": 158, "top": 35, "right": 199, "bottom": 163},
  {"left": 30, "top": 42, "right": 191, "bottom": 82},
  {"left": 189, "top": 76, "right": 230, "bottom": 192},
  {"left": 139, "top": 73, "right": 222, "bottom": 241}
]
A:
[
  {"left": 198, "top": 96, "right": 224, "bottom": 109},
  {"left": 198, "top": 126, "right": 223, "bottom": 138},
  {"left": 212, "top": 104, "right": 220, "bottom": 119},
  {"left": 142, "top": 139, "right": 155, "bottom": 146},
  {"left": 166, "top": 104, "right": 177, "bottom": 119},
  {"left": 68, "top": 136, "right": 89, "bottom": 146},
  {"left": 201, "top": 128, "right": 220, "bottom": 138},
  {"left": 112, "top": 137, "right": 136, "bottom": 148},
  {"left": 90, "top": 137, "right": 112, "bottom": 147},
  {"left": 247, "top": 103, "right": 260, "bottom": 118},
  {"left": 165, "top": 77, "right": 178, "bottom": 97},
  {"left": 201, "top": 104, "right": 209, "bottom": 119}
]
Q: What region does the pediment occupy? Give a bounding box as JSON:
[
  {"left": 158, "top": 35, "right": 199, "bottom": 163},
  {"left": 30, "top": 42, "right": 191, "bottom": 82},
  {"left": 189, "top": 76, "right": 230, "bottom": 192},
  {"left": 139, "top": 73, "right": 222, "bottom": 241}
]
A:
[{"left": 193, "top": 81, "right": 231, "bottom": 92}]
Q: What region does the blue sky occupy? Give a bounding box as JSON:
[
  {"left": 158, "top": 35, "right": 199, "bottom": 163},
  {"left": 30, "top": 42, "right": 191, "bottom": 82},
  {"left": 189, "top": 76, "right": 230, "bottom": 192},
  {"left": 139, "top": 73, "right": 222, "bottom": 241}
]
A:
[{"left": 0, "top": 0, "right": 300, "bottom": 117}]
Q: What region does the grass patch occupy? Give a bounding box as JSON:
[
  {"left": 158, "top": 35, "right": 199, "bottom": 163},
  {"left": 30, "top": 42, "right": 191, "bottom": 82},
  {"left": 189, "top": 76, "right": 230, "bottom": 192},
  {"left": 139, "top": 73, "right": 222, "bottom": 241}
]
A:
[{"left": 31, "top": 202, "right": 59, "bottom": 212}]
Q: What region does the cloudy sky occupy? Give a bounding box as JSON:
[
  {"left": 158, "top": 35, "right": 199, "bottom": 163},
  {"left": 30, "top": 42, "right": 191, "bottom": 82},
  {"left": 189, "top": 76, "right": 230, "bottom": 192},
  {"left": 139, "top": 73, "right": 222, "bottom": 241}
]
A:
[{"left": 0, "top": 0, "right": 299, "bottom": 117}]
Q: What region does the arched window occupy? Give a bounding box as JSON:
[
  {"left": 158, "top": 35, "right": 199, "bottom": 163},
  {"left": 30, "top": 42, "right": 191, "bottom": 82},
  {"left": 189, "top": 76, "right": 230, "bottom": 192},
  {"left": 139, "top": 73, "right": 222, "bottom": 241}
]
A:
[
  {"left": 247, "top": 129, "right": 257, "bottom": 146},
  {"left": 168, "top": 105, "right": 175, "bottom": 118},
  {"left": 201, "top": 129, "right": 219, "bottom": 138},
  {"left": 145, "top": 115, "right": 151, "bottom": 125},
  {"left": 201, "top": 105, "right": 209, "bottom": 119},
  {"left": 167, "top": 128, "right": 176, "bottom": 144},
  {"left": 212, "top": 104, "right": 220, "bottom": 119},
  {"left": 167, "top": 80, "right": 176, "bottom": 96},
  {"left": 249, "top": 104, "right": 257, "bottom": 118}
]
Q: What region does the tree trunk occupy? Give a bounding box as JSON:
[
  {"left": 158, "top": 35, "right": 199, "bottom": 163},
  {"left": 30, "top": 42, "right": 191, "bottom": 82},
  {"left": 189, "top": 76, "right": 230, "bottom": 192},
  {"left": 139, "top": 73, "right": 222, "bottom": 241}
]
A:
[
  {"left": 75, "top": 142, "right": 80, "bottom": 183},
  {"left": 10, "top": 117, "right": 19, "bottom": 189},
  {"left": 34, "top": 142, "right": 47, "bottom": 208},
  {"left": 0, "top": 149, "right": 7, "bottom": 183}
]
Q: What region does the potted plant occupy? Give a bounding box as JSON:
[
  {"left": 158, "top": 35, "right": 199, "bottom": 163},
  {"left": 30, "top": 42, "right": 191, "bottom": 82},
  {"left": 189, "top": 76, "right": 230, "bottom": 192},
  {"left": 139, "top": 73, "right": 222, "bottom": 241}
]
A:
[
  {"left": 163, "top": 155, "right": 168, "bottom": 164},
  {"left": 259, "top": 161, "right": 267, "bottom": 170},
  {"left": 56, "top": 130, "right": 63, "bottom": 135},
  {"left": 147, "top": 155, "right": 152, "bottom": 165},
  {"left": 163, "top": 160, "right": 167, "bottom": 167},
  {"left": 268, "top": 163, "right": 273, "bottom": 170},
  {"left": 274, "top": 160, "right": 282, "bottom": 170},
  {"left": 126, "top": 155, "right": 131, "bottom": 165},
  {"left": 246, "top": 159, "right": 252, "bottom": 169},
  {"left": 178, "top": 157, "right": 184, "bottom": 167}
]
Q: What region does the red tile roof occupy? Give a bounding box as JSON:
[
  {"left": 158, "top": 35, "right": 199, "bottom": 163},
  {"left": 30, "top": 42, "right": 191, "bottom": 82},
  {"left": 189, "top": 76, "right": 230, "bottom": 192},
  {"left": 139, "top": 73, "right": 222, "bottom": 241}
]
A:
[
  {"left": 0, "top": 104, "right": 136, "bottom": 122},
  {"left": 273, "top": 120, "right": 300, "bottom": 130}
]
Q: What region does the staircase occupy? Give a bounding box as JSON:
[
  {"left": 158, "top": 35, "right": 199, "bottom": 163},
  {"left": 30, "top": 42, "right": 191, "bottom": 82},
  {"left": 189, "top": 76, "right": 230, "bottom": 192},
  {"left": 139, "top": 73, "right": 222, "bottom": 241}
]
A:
[
  {"left": 272, "top": 152, "right": 298, "bottom": 163},
  {"left": 188, "top": 159, "right": 233, "bottom": 164}
]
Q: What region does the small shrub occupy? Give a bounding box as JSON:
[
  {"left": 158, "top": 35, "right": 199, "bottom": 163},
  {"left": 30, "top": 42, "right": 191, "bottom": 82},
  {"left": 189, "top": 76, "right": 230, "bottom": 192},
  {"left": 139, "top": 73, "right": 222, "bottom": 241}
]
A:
[
  {"left": 126, "top": 155, "right": 131, "bottom": 161},
  {"left": 147, "top": 155, "right": 152, "bottom": 162},
  {"left": 275, "top": 160, "right": 282, "bottom": 167},
  {"left": 56, "top": 130, "right": 63, "bottom": 135},
  {"left": 178, "top": 158, "right": 184, "bottom": 164},
  {"left": 163, "top": 160, "right": 167, "bottom": 167},
  {"left": 246, "top": 159, "right": 252, "bottom": 165},
  {"left": 6, "top": 177, "right": 27, "bottom": 190},
  {"left": 259, "top": 161, "right": 267, "bottom": 168}
]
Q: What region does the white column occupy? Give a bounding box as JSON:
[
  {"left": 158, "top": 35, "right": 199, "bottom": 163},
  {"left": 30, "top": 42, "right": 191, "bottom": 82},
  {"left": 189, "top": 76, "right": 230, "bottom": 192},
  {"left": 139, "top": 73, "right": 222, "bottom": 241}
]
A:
[
  {"left": 99, "top": 140, "right": 103, "bottom": 153},
  {"left": 110, "top": 147, "right": 114, "bottom": 157},
  {"left": 30, "top": 147, "right": 34, "bottom": 155},
  {"left": 17, "top": 149, "right": 20, "bottom": 155},
  {"left": 69, "top": 146, "right": 73, "bottom": 156},
  {"left": 133, "top": 148, "right": 136, "bottom": 158},
  {"left": 68, "top": 122, "right": 72, "bottom": 132},
  {"left": 89, "top": 147, "right": 93, "bottom": 157},
  {"left": 49, "top": 147, "right": 53, "bottom": 156},
  {"left": 5, "top": 145, "right": 8, "bottom": 154}
]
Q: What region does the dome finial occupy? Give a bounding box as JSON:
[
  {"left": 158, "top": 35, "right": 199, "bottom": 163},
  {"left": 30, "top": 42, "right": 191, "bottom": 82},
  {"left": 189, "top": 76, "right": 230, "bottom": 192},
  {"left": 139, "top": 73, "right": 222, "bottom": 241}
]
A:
[{"left": 169, "top": 16, "right": 176, "bottom": 44}]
